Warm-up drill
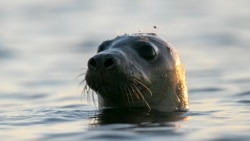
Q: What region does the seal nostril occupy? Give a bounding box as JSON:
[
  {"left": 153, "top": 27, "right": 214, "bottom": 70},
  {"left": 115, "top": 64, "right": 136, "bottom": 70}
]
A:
[
  {"left": 104, "top": 58, "right": 114, "bottom": 68},
  {"left": 88, "top": 58, "right": 97, "bottom": 68}
]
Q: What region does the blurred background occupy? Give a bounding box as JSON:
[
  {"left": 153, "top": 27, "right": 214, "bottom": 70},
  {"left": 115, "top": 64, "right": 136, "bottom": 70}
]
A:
[{"left": 0, "top": 0, "right": 249, "bottom": 141}]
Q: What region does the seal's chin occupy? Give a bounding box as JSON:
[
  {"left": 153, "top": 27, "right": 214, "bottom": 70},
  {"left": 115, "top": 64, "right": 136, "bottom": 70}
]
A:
[
  {"left": 96, "top": 84, "right": 110, "bottom": 92},
  {"left": 93, "top": 84, "right": 131, "bottom": 107},
  {"left": 85, "top": 73, "right": 152, "bottom": 110},
  {"left": 96, "top": 84, "right": 118, "bottom": 97}
]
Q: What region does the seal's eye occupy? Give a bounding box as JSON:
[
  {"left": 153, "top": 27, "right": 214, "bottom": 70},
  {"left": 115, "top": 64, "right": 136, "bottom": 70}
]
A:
[
  {"left": 97, "top": 40, "right": 112, "bottom": 53},
  {"left": 138, "top": 43, "right": 158, "bottom": 60}
]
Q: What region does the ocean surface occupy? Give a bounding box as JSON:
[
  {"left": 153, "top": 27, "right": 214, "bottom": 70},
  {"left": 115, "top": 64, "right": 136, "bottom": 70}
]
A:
[{"left": 0, "top": 0, "right": 250, "bottom": 141}]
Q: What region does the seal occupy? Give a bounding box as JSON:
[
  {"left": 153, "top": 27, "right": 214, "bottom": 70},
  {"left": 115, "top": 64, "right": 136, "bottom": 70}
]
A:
[{"left": 85, "top": 33, "right": 188, "bottom": 112}]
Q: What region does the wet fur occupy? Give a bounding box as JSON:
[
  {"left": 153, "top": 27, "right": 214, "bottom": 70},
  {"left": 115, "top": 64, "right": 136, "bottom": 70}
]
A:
[{"left": 84, "top": 33, "right": 188, "bottom": 112}]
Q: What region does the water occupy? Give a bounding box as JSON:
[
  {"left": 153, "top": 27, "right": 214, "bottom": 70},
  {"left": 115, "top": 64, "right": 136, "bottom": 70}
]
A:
[{"left": 0, "top": 0, "right": 250, "bottom": 140}]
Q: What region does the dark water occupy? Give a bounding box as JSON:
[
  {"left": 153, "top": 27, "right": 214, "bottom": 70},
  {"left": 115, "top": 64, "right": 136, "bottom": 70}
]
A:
[{"left": 0, "top": 0, "right": 250, "bottom": 141}]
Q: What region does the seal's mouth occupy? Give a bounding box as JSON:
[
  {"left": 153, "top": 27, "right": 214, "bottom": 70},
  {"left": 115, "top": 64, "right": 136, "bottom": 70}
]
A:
[
  {"left": 95, "top": 84, "right": 116, "bottom": 95},
  {"left": 85, "top": 70, "right": 152, "bottom": 110}
]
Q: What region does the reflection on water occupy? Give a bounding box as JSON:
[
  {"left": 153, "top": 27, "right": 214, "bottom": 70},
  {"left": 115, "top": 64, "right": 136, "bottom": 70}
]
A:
[
  {"left": 0, "top": 0, "right": 250, "bottom": 141},
  {"left": 90, "top": 108, "right": 189, "bottom": 125}
]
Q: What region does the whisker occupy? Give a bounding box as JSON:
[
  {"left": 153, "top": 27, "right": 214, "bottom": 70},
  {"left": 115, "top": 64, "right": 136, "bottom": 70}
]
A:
[
  {"left": 121, "top": 84, "right": 131, "bottom": 107},
  {"left": 131, "top": 84, "right": 151, "bottom": 111},
  {"left": 81, "top": 89, "right": 83, "bottom": 102},
  {"left": 134, "top": 78, "right": 152, "bottom": 97},
  {"left": 82, "top": 84, "right": 92, "bottom": 103},
  {"left": 127, "top": 84, "right": 140, "bottom": 100},
  {"left": 81, "top": 83, "right": 88, "bottom": 102},
  {"left": 75, "top": 72, "right": 86, "bottom": 80},
  {"left": 92, "top": 90, "right": 97, "bottom": 106},
  {"left": 124, "top": 81, "right": 135, "bottom": 106},
  {"left": 126, "top": 83, "right": 135, "bottom": 106},
  {"left": 79, "top": 79, "right": 86, "bottom": 86},
  {"left": 75, "top": 68, "right": 87, "bottom": 81}
]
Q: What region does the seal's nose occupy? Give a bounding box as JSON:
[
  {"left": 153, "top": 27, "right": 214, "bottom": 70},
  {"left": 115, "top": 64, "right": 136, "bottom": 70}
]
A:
[{"left": 88, "top": 54, "right": 116, "bottom": 70}]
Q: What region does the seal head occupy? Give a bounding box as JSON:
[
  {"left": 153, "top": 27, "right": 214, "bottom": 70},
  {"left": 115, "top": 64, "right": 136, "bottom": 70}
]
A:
[{"left": 85, "top": 33, "right": 188, "bottom": 112}]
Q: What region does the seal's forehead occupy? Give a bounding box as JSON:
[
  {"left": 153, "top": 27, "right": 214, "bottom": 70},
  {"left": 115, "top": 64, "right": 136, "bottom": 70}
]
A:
[
  {"left": 110, "top": 33, "right": 167, "bottom": 48},
  {"left": 117, "top": 33, "right": 158, "bottom": 40},
  {"left": 97, "top": 33, "right": 169, "bottom": 53},
  {"left": 111, "top": 33, "right": 161, "bottom": 45}
]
